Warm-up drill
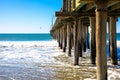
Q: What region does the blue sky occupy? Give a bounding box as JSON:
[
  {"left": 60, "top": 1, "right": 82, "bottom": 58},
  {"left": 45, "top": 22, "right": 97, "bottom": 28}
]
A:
[
  {"left": 0, "top": 0, "right": 62, "bottom": 33},
  {"left": 0, "top": 0, "right": 120, "bottom": 33}
]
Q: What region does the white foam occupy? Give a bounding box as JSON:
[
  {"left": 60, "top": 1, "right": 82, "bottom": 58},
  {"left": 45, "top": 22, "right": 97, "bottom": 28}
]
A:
[
  {"left": 0, "top": 40, "right": 120, "bottom": 79},
  {"left": 0, "top": 40, "right": 59, "bottom": 67}
]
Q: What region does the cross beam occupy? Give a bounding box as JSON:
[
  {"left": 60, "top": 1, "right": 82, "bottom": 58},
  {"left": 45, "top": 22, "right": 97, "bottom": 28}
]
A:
[{"left": 55, "top": 12, "right": 120, "bottom": 17}]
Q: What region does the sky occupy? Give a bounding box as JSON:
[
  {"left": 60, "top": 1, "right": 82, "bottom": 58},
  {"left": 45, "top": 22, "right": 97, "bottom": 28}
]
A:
[
  {"left": 0, "top": 0, "right": 120, "bottom": 33},
  {"left": 0, "top": 0, "right": 62, "bottom": 33}
]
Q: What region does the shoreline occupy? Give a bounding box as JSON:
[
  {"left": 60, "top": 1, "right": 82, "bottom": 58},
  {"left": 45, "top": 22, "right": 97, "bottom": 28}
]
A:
[
  {"left": 53, "top": 48, "right": 120, "bottom": 80},
  {"left": 0, "top": 40, "right": 119, "bottom": 80}
]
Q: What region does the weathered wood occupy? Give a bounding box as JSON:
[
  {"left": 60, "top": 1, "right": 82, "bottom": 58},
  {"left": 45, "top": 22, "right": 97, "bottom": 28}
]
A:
[
  {"left": 95, "top": 1, "right": 108, "bottom": 80},
  {"left": 109, "top": 2, "right": 120, "bottom": 11},
  {"left": 68, "top": 0, "right": 71, "bottom": 12},
  {"left": 67, "top": 22, "right": 72, "bottom": 56},
  {"left": 71, "top": 25, "right": 74, "bottom": 49},
  {"left": 72, "top": 0, "right": 76, "bottom": 10},
  {"left": 78, "top": 18, "right": 83, "bottom": 57},
  {"left": 107, "top": 1, "right": 119, "bottom": 7},
  {"left": 60, "top": 27, "right": 63, "bottom": 49},
  {"left": 84, "top": 25, "right": 88, "bottom": 52},
  {"left": 110, "top": 16, "right": 118, "bottom": 65},
  {"left": 74, "top": 17, "right": 79, "bottom": 65},
  {"left": 86, "top": 3, "right": 95, "bottom": 11},
  {"left": 55, "top": 12, "right": 95, "bottom": 17},
  {"left": 86, "top": 26, "right": 90, "bottom": 49},
  {"left": 90, "top": 17, "right": 96, "bottom": 64},
  {"left": 63, "top": 0, "right": 66, "bottom": 12},
  {"left": 66, "top": 0, "right": 68, "bottom": 12},
  {"left": 108, "top": 19, "right": 111, "bottom": 57},
  {"left": 82, "top": 23, "right": 86, "bottom": 52},
  {"left": 58, "top": 28, "right": 61, "bottom": 47},
  {"left": 55, "top": 12, "right": 120, "bottom": 17},
  {"left": 63, "top": 25, "right": 67, "bottom": 52}
]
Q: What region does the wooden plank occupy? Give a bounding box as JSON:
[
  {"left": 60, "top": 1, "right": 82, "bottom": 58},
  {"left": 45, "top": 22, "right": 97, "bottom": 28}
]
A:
[
  {"left": 109, "top": 2, "right": 120, "bottom": 11},
  {"left": 74, "top": 3, "right": 86, "bottom": 11},
  {"left": 107, "top": 1, "right": 119, "bottom": 7},
  {"left": 85, "top": 1, "right": 119, "bottom": 11},
  {"left": 85, "top": 3, "right": 95, "bottom": 11}
]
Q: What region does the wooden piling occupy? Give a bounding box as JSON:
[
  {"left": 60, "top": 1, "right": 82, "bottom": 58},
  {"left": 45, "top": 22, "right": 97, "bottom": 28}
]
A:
[
  {"left": 63, "top": 0, "right": 66, "bottom": 12},
  {"left": 108, "top": 19, "right": 111, "bottom": 57},
  {"left": 74, "top": 17, "right": 79, "bottom": 65},
  {"left": 78, "top": 18, "right": 83, "bottom": 57},
  {"left": 63, "top": 24, "right": 67, "bottom": 52},
  {"left": 86, "top": 26, "right": 90, "bottom": 49},
  {"left": 67, "top": 22, "right": 72, "bottom": 56},
  {"left": 84, "top": 25, "right": 87, "bottom": 52},
  {"left": 58, "top": 28, "right": 60, "bottom": 47},
  {"left": 82, "top": 23, "right": 86, "bottom": 52},
  {"left": 90, "top": 17, "right": 96, "bottom": 64},
  {"left": 60, "top": 27, "right": 63, "bottom": 49},
  {"left": 95, "top": 1, "right": 108, "bottom": 80},
  {"left": 110, "top": 16, "right": 118, "bottom": 65}
]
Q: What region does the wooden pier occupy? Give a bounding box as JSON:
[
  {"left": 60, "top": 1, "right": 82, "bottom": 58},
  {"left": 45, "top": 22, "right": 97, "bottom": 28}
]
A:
[{"left": 50, "top": 0, "right": 120, "bottom": 80}]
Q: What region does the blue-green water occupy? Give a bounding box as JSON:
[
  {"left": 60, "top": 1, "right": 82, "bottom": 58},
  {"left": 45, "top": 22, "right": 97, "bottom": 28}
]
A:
[
  {"left": 0, "top": 33, "right": 52, "bottom": 41},
  {"left": 106, "top": 33, "right": 120, "bottom": 41},
  {"left": 0, "top": 33, "right": 119, "bottom": 60},
  {"left": 0, "top": 33, "right": 120, "bottom": 41}
]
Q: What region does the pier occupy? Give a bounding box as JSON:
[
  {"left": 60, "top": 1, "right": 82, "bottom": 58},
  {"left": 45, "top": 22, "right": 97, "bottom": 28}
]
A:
[{"left": 50, "top": 0, "right": 120, "bottom": 80}]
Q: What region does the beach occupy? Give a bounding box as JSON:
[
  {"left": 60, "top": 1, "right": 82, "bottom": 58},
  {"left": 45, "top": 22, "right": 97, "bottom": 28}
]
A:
[{"left": 0, "top": 40, "right": 119, "bottom": 80}]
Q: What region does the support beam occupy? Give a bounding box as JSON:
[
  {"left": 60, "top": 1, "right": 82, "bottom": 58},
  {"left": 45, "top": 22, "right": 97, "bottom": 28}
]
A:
[
  {"left": 78, "top": 18, "right": 83, "bottom": 57},
  {"left": 82, "top": 24, "right": 87, "bottom": 52},
  {"left": 72, "top": 0, "right": 76, "bottom": 10},
  {"left": 63, "top": 0, "right": 66, "bottom": 12},
  {"left": 86, "top": 3, "right": 95, "bottom": 11},
  {"left": 95, "top": 1, "right": 108, "bottom": 80},
  {"left": 74, "top": 17, "right": 79, "bottom": 65},
  {"left": 55, "top": 12, "right": 120, "bottom": 17},
  {"left": 108, "top": 19, "right": 111, "bottom": 57},
  {"left": 90, "top": 17, "right": 96, "bottom": 64},
  {"left": 68, "top": 0, "right": 71, "bottom": 12},
  {"left": 110, "top": 16, "right": 118, "bottom": 65},
  {"left": 60, "top": 27, "right": 63, "bottom": 49},
  {"left": 58, "top": 28, "right": 61, "bottom": 47},
  {"left": 109, "top": 2, "right": 120, "bottom": 11},
  {"left": 63, "top": 24, "right": 67, "bottom": 52},
  {"left": 86, "top": 26, "right": 90, "bottom": 49},
  {"left": 67, "top": 22, "right": 72, "bottom": 56},
  {"left": 107, "top": 1, "right": 119, "bottom": 7}
]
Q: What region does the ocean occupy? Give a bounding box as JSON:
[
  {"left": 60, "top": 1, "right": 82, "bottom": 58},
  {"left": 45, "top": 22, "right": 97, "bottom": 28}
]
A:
[
  {"left": 0, "top": 33, "right": 120, "bottom": 41},
  {"left": 0, "top": 33, "right": 120, "bottom": 80},
  {"left": 0, "top": 33, "right": 52, "bottom": 41}
]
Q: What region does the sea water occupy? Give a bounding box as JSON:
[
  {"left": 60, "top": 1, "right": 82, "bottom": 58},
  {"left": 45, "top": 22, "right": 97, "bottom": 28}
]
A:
[
  {"left": 0, "top": 33, "right": 120, "bottom": 80},
  {"left": 0, "top": 33, "right": 52, "bottom": 41}
]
